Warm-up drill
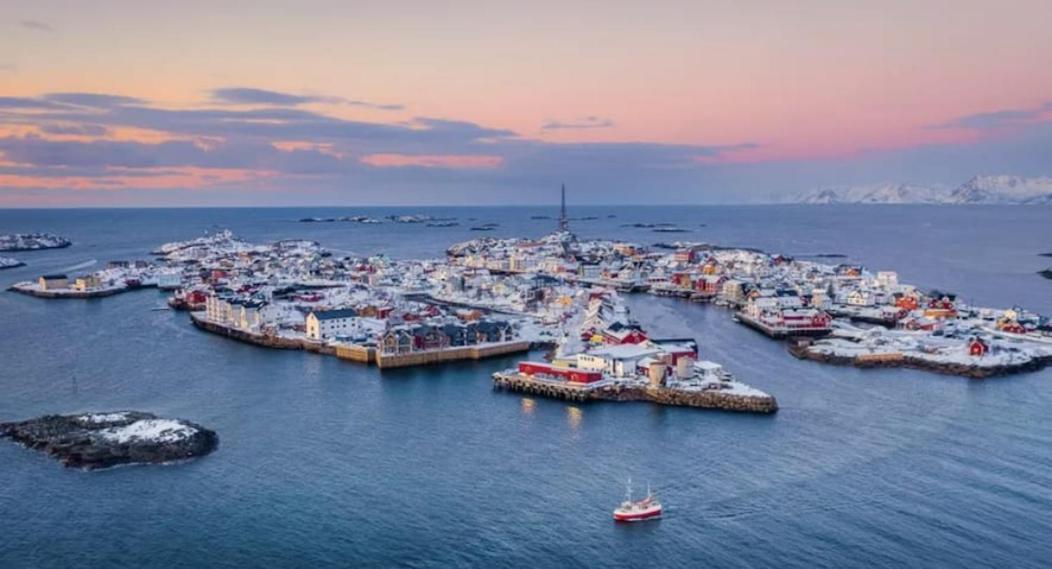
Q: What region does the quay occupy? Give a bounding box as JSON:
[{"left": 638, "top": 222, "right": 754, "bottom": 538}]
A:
[
  {"left": 492, "top": 371, "right": 778, "bottom": 414},
  {"left": 191, "top": 313, "right": 531, "bottom": 369},
  {"left": 735, "top": 311, "right": 832, "bottom": 339}
]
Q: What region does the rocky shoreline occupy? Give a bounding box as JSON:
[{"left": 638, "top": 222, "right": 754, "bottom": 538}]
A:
[
  {"left": 595, "top": 385, "right": 779, "bottom": 414},
  {"left": 0, "top": 411, "right": 218, "bottom": 470},
  {"left": 492, "top": 372, "right": 778, "bottom": 414},
  {"left": 789, "top": 345, "right": 1052, "bottom": 379}
]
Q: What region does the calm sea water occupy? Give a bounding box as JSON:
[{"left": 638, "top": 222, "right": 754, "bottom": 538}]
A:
[{"left": 1, "top": 206, "right": 1050, "bottom": 568}]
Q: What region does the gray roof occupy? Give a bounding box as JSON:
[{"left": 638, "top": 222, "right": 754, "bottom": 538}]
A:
[{"left": 312, "top": 308, "right": 357, "bottom": 320}]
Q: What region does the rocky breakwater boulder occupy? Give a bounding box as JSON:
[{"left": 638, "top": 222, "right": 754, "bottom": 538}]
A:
[
  {"left": 597, "top": 385, "right": 779, "bottom": 414},
  {"left": 0, "top": 411, "right": 218, "bottom": 470}
]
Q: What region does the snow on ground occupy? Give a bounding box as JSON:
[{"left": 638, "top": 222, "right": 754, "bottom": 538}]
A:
[
  {"left": 79, "top": 412, "right": 130, "bottom": 424},
  {"left": 98, "top": 419, "right": 197, "bottom": 444}
]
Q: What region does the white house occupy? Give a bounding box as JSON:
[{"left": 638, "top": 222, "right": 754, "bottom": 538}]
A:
[
  {"left": 577, "top": 344, "right": 662, "bottom": 378},
  {"left": 306, "top": 308, "right": 359, "bottom": 340},
  {"left": 847, "top": 289, "right": 875, "bottom": 307},
  {"left": 876, "top": 271, "right": 899, "bottom": 288}
]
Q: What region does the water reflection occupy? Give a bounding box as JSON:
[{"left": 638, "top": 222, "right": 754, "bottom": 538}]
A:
[
  {"left": 520, "top": 397, "right": 536, "bottom": 416},
  {"left": 566, "top": 406, "right": 583, "bottom": 430}
]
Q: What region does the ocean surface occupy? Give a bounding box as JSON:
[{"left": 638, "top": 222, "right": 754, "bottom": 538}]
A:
[{"left": 1, "top": 205, "right": 1050, "bottom": 568}]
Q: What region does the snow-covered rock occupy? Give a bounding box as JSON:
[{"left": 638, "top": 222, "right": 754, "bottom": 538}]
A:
[
  {"left": 0, "top": 233, "right": 72, "bottom": 252},
  {"left": 0, "top": 256, "right": 25, "bottom": 270},
  {"left": 0, "top": 411, "right": 218, "bottom": 470}
]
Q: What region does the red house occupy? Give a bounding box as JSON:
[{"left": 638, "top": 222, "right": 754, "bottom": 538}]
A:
[
  {"left": 602, "top": 324, "right": 649, "bottom": 345},
  {"left": 969, "top": 337, "right": 989, "bottom": 357},
  {"left": 518, "top": 362, "right": 602, "bottom": 383}
]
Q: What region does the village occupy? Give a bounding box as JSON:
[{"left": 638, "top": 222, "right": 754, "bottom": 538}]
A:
[
  {"left": 447, "top": 227, "right": 1052, "bottom": 379},
  {"left": 7, "top": 205, "right": 1052, "bottom": 419},
  {"left": 4, "top": 222, "right": 781, "bottom": 412}
]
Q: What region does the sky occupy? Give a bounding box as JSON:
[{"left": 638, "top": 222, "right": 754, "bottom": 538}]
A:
[{"left": 2, "top": 0, "right": 1052, "bottom": 207}]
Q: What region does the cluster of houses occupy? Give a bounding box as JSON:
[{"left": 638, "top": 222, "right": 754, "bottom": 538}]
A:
[
  {"left": 445, "top": 231, "right": 1052, "bottom": 369},
  {"left": 138, "top": 232, "right": 534, "bottom": 358}
]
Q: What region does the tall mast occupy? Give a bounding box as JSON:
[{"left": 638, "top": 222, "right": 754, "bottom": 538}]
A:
[{"left": 559, "top": 183, "right": 569, "bottom": 232}]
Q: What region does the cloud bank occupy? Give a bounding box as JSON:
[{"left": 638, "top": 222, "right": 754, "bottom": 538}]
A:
[{"left": 0, "top": 88, "right": 1050, "bottom": 206}]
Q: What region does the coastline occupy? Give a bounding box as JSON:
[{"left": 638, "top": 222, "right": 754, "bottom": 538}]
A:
[
  {"left": 190, "top": 313, "right": 533, "bottom": 369},
  {"left": 788, "top": 343, "right": 1052, "bottom": 378}
]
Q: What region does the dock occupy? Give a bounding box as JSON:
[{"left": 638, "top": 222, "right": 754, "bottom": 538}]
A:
[{"left": 492, "top": 371, "right": 778, "bottom": 413}]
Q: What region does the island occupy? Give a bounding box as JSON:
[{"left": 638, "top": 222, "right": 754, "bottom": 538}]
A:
[
  {"left": 0, "top": 233, "right": 72, "bottom": 252},
  {"left": 0, "top": 257, "right": 25, "bottom": 270},
  {"left": 0, "top": 411, "right": 218, "bottom": 470},
  {"left": 10, "top": 210, "right": 1052, "bottom": 399}
]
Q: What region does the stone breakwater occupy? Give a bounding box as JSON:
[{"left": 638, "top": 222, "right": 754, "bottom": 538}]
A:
[
  {"left": 0, "top": 411, "right": 218, "bottom": 470},
  {"left": 789, "top": 345, "right": 1052, "bottom": 379},
  {"left": 596, "top": 385, "right": 779, "bottom": 414},
  {"left": 492, "top": 372, "right": 778, "bottom": 414}
]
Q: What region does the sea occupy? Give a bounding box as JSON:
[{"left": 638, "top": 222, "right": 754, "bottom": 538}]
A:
[{"left": 1, "top": 205, "right": 1050, "bottom": 569}]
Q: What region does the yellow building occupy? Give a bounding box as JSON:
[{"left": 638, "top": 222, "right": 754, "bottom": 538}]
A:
[
  {"left": 72, "top": 274, "right": 102, "bottom": 292},
  {"left": 38, "top": 274, "right": 68, "bottom": 291}
]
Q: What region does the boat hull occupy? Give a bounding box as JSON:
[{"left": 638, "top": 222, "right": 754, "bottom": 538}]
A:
[{"left": 613, "top": 506, "right": 662, "bottom": 522}]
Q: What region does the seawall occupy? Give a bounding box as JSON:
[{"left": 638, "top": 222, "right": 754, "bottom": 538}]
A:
[
  {"left": 789, "top": 345, "right": 1052, "bottom": 379},
  {"left": 376, "top": 341, "right": 531, "bottom": 369},
  {"left": 492, "top": 372, "right": 778, "bottom": 414}
]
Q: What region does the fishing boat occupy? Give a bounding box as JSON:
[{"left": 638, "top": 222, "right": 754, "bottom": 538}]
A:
[{"left": 613, "top": 479, "right": 662, "bottom": 522}]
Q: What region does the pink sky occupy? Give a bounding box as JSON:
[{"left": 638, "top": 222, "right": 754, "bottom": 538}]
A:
[{"left": 2, "top": 0, "right": 1051, "bottom": 205}]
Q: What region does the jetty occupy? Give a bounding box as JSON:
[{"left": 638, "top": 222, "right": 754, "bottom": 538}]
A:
[{"left": 492, "top": 370, "right": 778, "bottom": 414}]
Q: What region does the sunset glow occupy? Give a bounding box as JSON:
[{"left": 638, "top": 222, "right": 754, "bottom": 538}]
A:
[{"left": 2, "top": 0, "right": 1051, "bottom": 205}]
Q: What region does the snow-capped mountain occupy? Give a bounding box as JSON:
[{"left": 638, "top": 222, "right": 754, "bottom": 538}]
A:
[
  {"left": 795, "top": 183, "right": 947, "bottom": 204},
  {"left": 794, "top": 176, "right": 1052, "bottom": 205},
  {"left": 945, "top": 175, "right": 1052, "bottom": 204}
]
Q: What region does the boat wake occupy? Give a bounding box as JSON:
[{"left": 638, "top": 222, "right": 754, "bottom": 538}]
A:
[{"left": 61, "top": 259, "right": 97, "bottom": 272}]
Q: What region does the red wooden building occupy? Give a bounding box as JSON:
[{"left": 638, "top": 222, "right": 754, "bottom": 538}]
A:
[{"left": 518, "top": 362, "right": 603, "bottom": 383}]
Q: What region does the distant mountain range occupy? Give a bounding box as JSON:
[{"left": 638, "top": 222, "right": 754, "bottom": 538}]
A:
[{"left": 794, "top": 175, "right": 1052, "bottom": 205}]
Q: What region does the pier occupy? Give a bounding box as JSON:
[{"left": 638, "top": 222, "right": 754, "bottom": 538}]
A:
[{"left": 492, "top": 371, "right": 778, "bottom": 413}]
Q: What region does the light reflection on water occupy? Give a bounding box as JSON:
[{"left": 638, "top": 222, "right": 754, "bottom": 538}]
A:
[{"left": 567, "top": 406, "right": 583, "bottom": 431}]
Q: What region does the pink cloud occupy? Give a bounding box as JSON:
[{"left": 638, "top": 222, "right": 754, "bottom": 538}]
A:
[
  {"left": 360, "top": 153, "right": 503, "bottom": 169},
  {"left": 0, "top": 166, "right": 274, "bottom": 190}
]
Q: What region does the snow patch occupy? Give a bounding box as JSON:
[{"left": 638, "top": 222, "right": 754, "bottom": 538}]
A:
[{"left": 98, "top": 419, "right": 197, "bottom": 444}]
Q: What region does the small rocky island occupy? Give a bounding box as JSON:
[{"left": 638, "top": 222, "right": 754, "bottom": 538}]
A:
[
  {"left": 0, "top": 256, "right": 25, "bottom": 270},
  {"left": 0, "top": 411, "right": 218, "bottom": 470},
  {"left": 0, "top": 233, "right": 72, "bottom": 252}
]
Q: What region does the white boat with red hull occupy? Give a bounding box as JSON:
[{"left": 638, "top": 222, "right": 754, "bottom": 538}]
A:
[{"left": 613, "top": 480, "right": 662, "bottom": 522}]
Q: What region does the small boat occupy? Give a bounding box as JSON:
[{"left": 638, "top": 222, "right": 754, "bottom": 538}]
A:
[{"left": 613, "top": 479, "right": 662, "bottom": 522}]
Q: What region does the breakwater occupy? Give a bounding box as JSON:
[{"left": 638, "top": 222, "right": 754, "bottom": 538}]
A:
[
  {"left": 789, "top": 345, "right": 1052, "bottom": 379},
  {"left": 492, "top": 372, "right": 778, "bottom": 413}
]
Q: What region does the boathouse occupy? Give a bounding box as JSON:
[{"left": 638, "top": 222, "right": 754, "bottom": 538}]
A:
[{"left": 38, "top": 274, "right": 68, "bottom": 291}]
